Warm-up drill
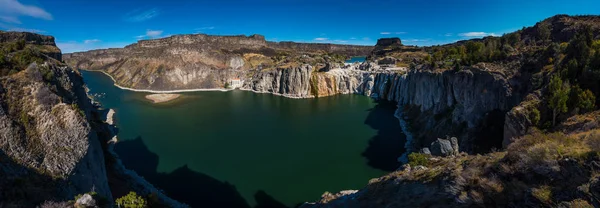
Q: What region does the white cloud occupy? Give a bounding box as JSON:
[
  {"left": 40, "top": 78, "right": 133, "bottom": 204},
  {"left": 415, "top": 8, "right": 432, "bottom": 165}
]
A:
[
  {"left": 7, "top": 27, "right": 45, "bottom": 33},
  {"left": 196, "top": 26, "right": 215, "bottom": 30},
  {"left": 0, "top": 16, "right": 20, "bottom": 24},
  {"left": 124, "top": 8, "right": 159, "bottom": 22},
  {"left": 146, "top": 30, "right": 163, "bottom": 38},
  {"left": 57, "top": 40, "right": 128, "bottom": 53},
  {"left": 314, "top": 37, "right": 328, "bottom": 41},
  {"left": 135, "top": 29, "right": 164, "bottom": 40},
  {"left": 0, "top": 0, "right": 52, "bottom": 24},
  {"left": 350, "top": 37, "right": 357, "bottom": 40},
  {"left": 444, "top": 33, "right": 453, "bottom": 37},
  {"left": 381, "top": 32, "right": 405, "bottom": 35},
  {"left": 333, "top": 40, "right": 348, "bottom": 43},
  {"left": 403, "top": 39, "right": 430, "bottom": 42},
  {"left": 84, "top": 39, "right": 101, "bottom": 44},
  {"left": 458, "top": 32, "right": 499, "bottom": 37}
]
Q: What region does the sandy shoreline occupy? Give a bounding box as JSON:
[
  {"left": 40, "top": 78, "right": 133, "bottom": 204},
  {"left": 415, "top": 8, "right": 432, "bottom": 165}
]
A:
[
  {"left": 145, "top": 94, "right": 182, "bottom": 103},
  {"left": 85, "top": 70, "right": 232, "bottom": 93},
  {"left": 83, "top": 69, "right": 332, "bottom": 99}
]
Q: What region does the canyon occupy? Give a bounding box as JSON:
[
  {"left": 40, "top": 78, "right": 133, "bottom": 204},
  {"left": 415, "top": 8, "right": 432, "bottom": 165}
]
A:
[
  {"left": 64, "top": 32, "right": 518, "bottom": 156},
  {"left": 1, "top": 14, "right": 600, "bottom": 207}
]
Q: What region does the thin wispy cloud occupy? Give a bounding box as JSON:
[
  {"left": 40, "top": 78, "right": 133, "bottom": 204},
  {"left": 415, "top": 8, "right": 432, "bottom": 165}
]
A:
[
  {"left": 1, "top": 24, "right": 46, "bottom": 33},
  {"left": 124, "top": 8, "right": 159, "bottom": 22},
  {"left": 403, "top": 38, "right": 431, "bottom": 43},
  {"left": 458, "top": 32, "right": 499, "bottom": 37},
  {"left": 0, "top": 0, "right": 52, "bottom": 24},
  {"left": 136, "top": 29, "right": 164, "bottom": 40},
  {"left": 333, "top": 40, "right": 348, "bottom": 43},
  {"left": 350, "top": 37, "right": 357, "bottom": 40},
  {"left": 381, "top": 32, "right": 406, "bottom": 35},
  {"left": 0, "top": 16, "right": 20, "bottom": 24},
  {"left": 196, "top": 26, "right": 215, "bottom": 30},
  {"left": 146, "top": 30, "right": 163, "bottom": 37},
  {"left": 314, "top": 37, "right": 328, "bottom": 41},
  {"left": 444, "top": 33, "right": 453, "bottom": 37},
  {"left": 84, "top": 39, "right": 101, "bottom": 44},
  {"left": 57, "top": 39, "right": 128, "bottom": 53}
]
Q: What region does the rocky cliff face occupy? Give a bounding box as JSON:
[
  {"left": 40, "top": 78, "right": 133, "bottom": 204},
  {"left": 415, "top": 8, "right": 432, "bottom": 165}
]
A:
[
  {"left": 64, "top": 34, "right": 372, "bottom": 91},
  {"left": 0, "top": 62, "right": 112, "bottom": 204},
  {"left": 244, "top": 61, "right": 516, "bottom": 154},
  {"left": 0, "top": 31, "right": 185, "bottom": 207},
  {"left": 0, "top": 31, "right": 62, "bottom": 61}
]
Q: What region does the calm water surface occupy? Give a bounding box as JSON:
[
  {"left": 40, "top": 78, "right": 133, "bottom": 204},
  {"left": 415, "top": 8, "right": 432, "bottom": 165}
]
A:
[
  {"left": 81, "top": 70, "right": 405, "bottom": 207},
  {"left": 345, "top": 56, "right": 366, "bottom": 63}
]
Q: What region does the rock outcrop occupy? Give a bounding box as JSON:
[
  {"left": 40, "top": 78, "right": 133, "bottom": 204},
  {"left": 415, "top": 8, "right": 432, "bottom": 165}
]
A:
[
  {"left": 0, "top": 62, "right": 112, "bottom": 204},
  {"left": 0, "top": 31, "right": 185, "bottom": 207},
  {"left": 429, "top": 136, "right": 459, "bottom": 157}
]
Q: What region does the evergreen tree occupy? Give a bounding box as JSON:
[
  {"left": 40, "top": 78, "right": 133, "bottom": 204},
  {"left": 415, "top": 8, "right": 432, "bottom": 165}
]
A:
[{"left": 548, "top": 75, "right": 571, "bottom": 126}]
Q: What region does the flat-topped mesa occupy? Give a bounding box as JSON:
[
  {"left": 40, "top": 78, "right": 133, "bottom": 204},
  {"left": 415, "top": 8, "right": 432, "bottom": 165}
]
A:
[
  {"left": 126, "top": 33, "right": 269, "bottom": 50},
  {"left": 0, "top": 31, "right": 62, "bottom": 61},
  {"left": 376, "top": 37, "right": 403, "bottom": 47},
  {"left": 268, "top": 41, "right": 373, "bottom": 57},
  {"left": 0, "top": 31, "right": 57, "bottom": 46}
]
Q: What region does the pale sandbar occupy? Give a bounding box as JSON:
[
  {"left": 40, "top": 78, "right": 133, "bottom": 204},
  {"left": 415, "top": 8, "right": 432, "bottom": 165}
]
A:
[{"left": 145, "top": 94, "right": 181, "bottom": 103}]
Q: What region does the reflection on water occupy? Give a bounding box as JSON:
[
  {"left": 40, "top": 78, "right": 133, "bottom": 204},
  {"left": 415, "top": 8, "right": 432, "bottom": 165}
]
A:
[{"left": 82, "top": 70, "right": 405, "bottom": 206}]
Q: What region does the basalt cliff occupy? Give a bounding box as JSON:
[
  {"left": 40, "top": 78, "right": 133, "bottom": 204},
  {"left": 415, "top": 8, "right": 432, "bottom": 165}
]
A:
[{"left": 0, "top": 31, "right": 185, "bottom": 207}]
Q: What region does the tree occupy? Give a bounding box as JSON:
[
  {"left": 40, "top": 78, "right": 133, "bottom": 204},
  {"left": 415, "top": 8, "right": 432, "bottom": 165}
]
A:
[
  {"left": 116, "top": 192, "right": 147, "bottom": 208},
  {"left": 548, "top": 75, "right": 571, "bottom": 126},
  {"left": 537, "top": 22, "right": 551, "bottom": 42},
  {"left": 577, "top": 89, "right": 596, "bottom": 112}
]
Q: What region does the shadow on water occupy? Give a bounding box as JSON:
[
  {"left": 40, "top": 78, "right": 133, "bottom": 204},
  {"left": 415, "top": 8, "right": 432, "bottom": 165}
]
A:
[
  {"left": 115, "top": 137, "right": 289, "bottom": 208},
  {"left": 362, "top": 100, "right": 406, "bottom": 172}
]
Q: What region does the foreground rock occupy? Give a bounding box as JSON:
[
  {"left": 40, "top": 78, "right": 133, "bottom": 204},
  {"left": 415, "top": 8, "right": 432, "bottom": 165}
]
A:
[{"left": 0, "top": 31, "right": 186, "bottom": 207}]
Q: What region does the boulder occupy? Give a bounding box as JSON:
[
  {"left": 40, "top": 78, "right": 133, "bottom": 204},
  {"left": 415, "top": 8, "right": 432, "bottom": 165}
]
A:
[
  {"left": 419, "top": 147, "right": 431, "bottom": 155},
  {"left": 430, "top": 136, "right": 459, "bottom": 157},
  {"left": 450, "top": 137, "right": 459, "bottom": 155},
  {"left": 75, "top": 194, "right": 96, "bottom": 208}
]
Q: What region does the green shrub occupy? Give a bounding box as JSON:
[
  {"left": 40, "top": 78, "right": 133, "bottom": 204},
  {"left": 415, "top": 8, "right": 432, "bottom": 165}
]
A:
[
  {"left": 528, "top": 108, "right": 541, "bottom": 126},
  {"left": 408, "top": 153, "right": 430, "bottom": 167},
  {"left": 116, "top": 192, "right": 147, "bottom": 208},
  {"left": 576, "top": 89, "right": 596, "bottom": 112},
  {"left": 532, "top": 185, "right": 552, "bottom": 204}
]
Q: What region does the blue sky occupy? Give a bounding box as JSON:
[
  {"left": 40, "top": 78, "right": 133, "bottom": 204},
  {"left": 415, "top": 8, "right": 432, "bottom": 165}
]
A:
[{"left": 0, "top": 0, "right": 599, "bottom": 53}]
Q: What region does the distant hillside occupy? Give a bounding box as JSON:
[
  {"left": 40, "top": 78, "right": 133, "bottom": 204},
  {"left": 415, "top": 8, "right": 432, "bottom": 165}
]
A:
[{"left": 63, "top": 34, "right": 372, "bottom": 91}]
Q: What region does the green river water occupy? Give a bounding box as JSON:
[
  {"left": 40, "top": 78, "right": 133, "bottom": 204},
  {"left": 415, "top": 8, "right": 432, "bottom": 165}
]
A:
[{"left": 81, "top": 70, "right": 405, "bottom": 207}]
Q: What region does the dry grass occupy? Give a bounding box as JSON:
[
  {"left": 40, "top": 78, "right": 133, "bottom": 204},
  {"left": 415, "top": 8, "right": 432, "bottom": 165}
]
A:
[
  {"left": 506, "top": 130, "right": 591, "bottom": 167},
  {"left": 531, "top": 185, "right": 553, "bottom": 204}
]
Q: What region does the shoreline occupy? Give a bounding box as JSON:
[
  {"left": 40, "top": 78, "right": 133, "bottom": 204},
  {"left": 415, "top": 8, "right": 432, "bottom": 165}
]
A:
[
  {"left": 83, "top": 69, "right": 360, "bottom": 99},
  {"left": 145, "top": 94, "right": 182, "bottom": 103},
  {"left": 84, "top": 69, "right": 233, "bottom": 93}
]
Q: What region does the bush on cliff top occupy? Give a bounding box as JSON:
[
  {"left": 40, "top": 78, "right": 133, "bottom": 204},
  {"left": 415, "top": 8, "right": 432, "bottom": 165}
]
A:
[
  {"left": 115, "top": 192, "right": 147, "bottom": 208},
  {"left": 407, "top": 153, "right": 430, "bottom": 167}
]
